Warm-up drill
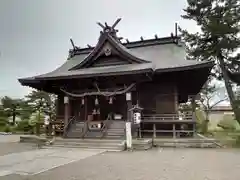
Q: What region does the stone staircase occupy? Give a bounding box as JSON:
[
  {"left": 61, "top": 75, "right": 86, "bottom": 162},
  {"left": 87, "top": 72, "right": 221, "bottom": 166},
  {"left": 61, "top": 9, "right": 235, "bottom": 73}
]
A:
[
  {"left": 66, "top": 120, "right": 125, "bottom": 139},
  {"left": 66, "top": 121, "right": 85, "bottom": 138},
  {"left": 48, "top": 138, "right": 126, "bottom": 151},
  {"left": 105, "top": 120, "right": 125, "bottom": 139}
]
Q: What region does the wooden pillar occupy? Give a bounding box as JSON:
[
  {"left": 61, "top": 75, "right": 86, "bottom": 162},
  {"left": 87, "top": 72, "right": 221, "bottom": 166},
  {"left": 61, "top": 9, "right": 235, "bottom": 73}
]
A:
[
  {"left": 174, "top": 85, "right": 178, "bottom": 112},
  {"left": 153, "top": 124, "right": 156, "bottom": 138},
  {"left": 191, "top": 95, "right": 196, "bottom": 112},
  {"left": 173, "top": 124, "right": 176, "bottom": 139},
  {"left": 64, "top": 96, "right": 69, "bottom": 129},
  {"left": 139, "top": 127, "right": 142, "bottom": 138},
  {"left": 126, "top": 92, "right": 132, "bottom": 122},
  {"left": 191, "top": 95, "right": 196, "bottom": 130}
]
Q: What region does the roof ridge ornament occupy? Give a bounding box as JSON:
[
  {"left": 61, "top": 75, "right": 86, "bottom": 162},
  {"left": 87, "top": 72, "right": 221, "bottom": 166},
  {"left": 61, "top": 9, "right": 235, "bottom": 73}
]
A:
[{"left": 97, "top": 18, "right": 122, "bottom": 39}]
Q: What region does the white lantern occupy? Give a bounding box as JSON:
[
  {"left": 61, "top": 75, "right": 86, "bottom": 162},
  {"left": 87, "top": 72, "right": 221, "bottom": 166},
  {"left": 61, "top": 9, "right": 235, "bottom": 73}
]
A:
[
  {"left": 126, "top": 92, "right": 132, "bottom": 101},
  {"left": 64, "top": 96, "right": 69, "bottom": 104},
  {"left": 133, "top": 112, "right": 141, "bottom": 124}
]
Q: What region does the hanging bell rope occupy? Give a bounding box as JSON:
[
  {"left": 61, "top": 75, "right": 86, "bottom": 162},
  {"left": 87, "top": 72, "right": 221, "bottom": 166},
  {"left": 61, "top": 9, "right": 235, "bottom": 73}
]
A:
[{"left": 60, "top": 83, "right": 136, "bottom": 97}]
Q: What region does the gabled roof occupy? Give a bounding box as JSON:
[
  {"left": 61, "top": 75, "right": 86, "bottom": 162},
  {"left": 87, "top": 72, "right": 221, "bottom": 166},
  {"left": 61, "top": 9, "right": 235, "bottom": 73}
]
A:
[
  {"left": 19, "top": 19, "right": 214, "bottom": 85},
  {"left": 70, "top": 30, "right": 150, "bottom": 70}
]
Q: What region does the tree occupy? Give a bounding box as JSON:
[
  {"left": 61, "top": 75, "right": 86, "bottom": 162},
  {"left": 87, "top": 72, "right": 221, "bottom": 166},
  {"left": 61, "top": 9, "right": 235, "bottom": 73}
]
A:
[
  {"left": 0, "top": 96, "right": 23, "bottom": 125},
  {"left": 199, "top": 80, "right": 228, "bottom": 132},
  {"left": 25, "top": 90, "right": 56, "bottom": 122},
  {"left": 180, "top": 0, "right": 240, "bottom": 121},
  {"left": 0, "top": 104, "right": 8, "bottom": 127}
]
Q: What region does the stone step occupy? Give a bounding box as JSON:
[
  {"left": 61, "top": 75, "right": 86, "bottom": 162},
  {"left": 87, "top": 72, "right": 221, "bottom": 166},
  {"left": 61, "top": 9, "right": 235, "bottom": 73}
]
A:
[
  {"left": 153, "top": 138, "right": 221, "bottom": 148},
  {"left": 73, "top": 127, "right": 84, "bottom": 130},
  {"left": 66, "top": 133, "right": 82, "bottom": 138},
  {"left": 71, "top": 131, "right": 83, "bottom": 134},
  {"left": 49, "top": 138, "right": 126, "bottom": 151},
  {"left": 107, "top": 129, "right": 124, "bottom": 131},
  {"left": 55, "top": 138, "right": 123, "bottom": 143},
  {"left": 46, "top": 144, "right": 125, "bottom": 151},
  {"left": 106, "top": 133, "right": 124, "bottom": 137},
  {"left": 108, "top": 125, "right": 125, "bottom": 129},
  {"left": 107, "top": 131, "right": 125, "bottom": 134},
  {"left": 53, "top": 142, "right": 123, "bottom": 147},
  {"left": 72, "top": 123, "right": 84, "bottom": 126}
]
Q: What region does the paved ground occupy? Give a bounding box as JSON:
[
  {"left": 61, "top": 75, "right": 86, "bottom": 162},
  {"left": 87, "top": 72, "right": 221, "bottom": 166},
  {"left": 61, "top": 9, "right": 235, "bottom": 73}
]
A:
[
  {"left": 0, "top": 148, "right": 240, "bottom": 180},
  {"left": 1, "top": 135, "right": 240, "bottom": 180},
  {"left": 0, "top": 134, "right": 23, "bottom": 143},
  {"left": 0, "top": 148, "right": 104, "bottom": 177},
  {"left": 0, "top": 135, "right": 36, "bottom": 156}
]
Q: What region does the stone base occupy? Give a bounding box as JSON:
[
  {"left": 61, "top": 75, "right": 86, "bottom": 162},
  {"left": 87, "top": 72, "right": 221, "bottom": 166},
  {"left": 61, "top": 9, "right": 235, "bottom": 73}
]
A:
[
  {"left": 153, "top": 138, "right": 221, "bottom": 148},
  {"left": 20, "top": 135, "right": 47, "bottom": 144},
  {"left": 132, "top": 138, "right": 153, "bottom": 150}
]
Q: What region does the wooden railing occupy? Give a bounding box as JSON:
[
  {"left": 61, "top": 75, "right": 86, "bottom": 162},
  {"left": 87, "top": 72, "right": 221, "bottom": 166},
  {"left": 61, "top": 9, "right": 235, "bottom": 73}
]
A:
[
  {"left": 140, "top": 113, "right": 196, "bottom": 138},
  {"left": 142, "top": 113, "right": 194, "bottom": 122}
]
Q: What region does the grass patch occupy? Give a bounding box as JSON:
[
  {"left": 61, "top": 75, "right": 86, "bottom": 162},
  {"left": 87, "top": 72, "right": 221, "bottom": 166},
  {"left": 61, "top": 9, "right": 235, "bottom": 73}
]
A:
[{"left": 207, "top": 130, "right": 240, "bottom": 148}]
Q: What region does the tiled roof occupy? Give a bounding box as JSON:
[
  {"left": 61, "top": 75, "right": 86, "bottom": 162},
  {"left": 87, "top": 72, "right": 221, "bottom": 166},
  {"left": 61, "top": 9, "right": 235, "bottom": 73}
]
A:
[{"left": 19, "top": 20, "right": 214, "bottom": 83}]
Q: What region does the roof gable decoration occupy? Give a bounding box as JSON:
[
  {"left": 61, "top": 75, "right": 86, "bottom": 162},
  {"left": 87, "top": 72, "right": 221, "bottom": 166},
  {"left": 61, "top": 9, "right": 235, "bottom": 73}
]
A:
[{"left": 69, "top": 18, "right": 150, "bottom": 70}]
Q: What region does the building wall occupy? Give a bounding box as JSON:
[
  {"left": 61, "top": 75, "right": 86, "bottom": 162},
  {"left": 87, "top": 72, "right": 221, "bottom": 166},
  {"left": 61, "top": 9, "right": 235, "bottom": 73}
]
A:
[
  {"left": 138, "top": 81, "right": 177, "bottom": 114},
  {"left": 56, "top": 80, "right": 178, "bottom": 120}
]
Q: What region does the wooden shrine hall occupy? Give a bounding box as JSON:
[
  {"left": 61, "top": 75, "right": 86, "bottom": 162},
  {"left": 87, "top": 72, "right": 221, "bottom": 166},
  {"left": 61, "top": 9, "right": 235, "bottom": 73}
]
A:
[{"left": 19, "top": 19, "right": 214, "bottom": 139}]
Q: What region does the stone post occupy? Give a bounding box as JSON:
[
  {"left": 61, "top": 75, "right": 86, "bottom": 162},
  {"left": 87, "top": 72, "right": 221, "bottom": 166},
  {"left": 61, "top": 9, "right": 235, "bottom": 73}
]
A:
[{"left": 126, "top": 92, "right": 132, "bottom": 150}]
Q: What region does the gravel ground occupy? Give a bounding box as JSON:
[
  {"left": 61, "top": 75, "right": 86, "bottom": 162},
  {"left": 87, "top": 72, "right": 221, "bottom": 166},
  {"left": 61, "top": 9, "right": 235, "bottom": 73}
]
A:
[{"left": 1, "top": 148, "right": 239, "bottom": 180}]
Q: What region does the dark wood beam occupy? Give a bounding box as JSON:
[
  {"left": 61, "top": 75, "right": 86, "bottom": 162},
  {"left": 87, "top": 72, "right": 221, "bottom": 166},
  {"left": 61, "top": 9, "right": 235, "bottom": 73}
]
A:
[{"left": 112, "top": 18, "right": 122, "bottom": 29}]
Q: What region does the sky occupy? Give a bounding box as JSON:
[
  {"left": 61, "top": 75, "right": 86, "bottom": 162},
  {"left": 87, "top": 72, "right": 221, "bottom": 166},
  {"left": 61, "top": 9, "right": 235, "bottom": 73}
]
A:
[{"left": 0, "top": 0, "right": 205, "bottom": 99}]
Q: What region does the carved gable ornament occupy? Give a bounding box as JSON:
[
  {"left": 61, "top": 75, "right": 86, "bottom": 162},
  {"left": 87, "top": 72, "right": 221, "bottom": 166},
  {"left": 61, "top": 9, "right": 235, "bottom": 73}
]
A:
[
  {"left": 104, "top": 46, "right": 112, "bottom": 56},
  {"left": 101, "top": 43, "right": 113, "bottom": 56}
]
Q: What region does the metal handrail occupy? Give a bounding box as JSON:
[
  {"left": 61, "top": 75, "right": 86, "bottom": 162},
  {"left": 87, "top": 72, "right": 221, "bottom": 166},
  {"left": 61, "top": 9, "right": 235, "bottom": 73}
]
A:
[
  {"left": 63, "top": 116, "right": 76, "bottom": 136},
  {"left": 100, "top": 114, "right": 112, "bottom": 138},
  {"left": 81, "top": 118, "right": 94, "bottom": 138}
]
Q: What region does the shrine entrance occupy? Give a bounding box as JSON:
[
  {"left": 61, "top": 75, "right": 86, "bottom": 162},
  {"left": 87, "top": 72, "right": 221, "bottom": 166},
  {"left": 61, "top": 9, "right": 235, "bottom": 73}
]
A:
[{"left": 70, "top": 91, "right": 128, "bottom": 122}]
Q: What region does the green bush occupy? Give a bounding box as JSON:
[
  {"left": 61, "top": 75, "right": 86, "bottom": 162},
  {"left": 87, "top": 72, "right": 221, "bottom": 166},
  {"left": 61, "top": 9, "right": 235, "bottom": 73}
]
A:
[
  {"left": 195, "top": 109, "right": 206, "bottom": 133},
  {"left": 16, "top": 120, "right": 32, "bottom": 132},
  {"left": 218, "top": 114, "right": 240, "bottom": 130},
  {"left": 0, "top": 116, "right": 7, "bottom": 127},
  {"left": 4, "top": 125, "right": 11, "bottom": 132},
  {"left": 0, "top": 125, "right": 12, "bottom": 133},
  {"left": 234, "top": 136, "right": 240, "bottom": 147}
]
